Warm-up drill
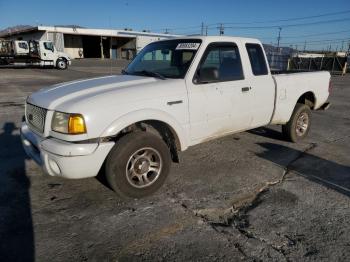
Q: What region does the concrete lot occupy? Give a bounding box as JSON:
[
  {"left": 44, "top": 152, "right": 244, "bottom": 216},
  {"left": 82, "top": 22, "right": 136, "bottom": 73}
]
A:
[{"left": 0, "top": 59, "right": 349, "bottom": 261}]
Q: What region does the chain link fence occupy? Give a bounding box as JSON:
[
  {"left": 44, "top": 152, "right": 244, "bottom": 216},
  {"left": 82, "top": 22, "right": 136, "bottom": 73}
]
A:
[{"left": 263, "top": 44, "right": 348, "bottom": 74}]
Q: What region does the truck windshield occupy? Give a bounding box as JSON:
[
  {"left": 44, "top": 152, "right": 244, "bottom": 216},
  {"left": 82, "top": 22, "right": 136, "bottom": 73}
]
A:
[{"left": 125, "top": 39, "right": 202, "bottom": 79}]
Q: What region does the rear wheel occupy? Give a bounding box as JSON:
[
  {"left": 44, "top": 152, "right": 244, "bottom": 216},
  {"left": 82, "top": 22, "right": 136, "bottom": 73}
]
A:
[
  {"left": 56, "top": 58, "right": 67, "bottom": 70},
  {"left": 105, "top": 132, "right": 171, "bottom": 199},
  {"left": 282, "top": 103, "right": 312, "bottom": 143}
]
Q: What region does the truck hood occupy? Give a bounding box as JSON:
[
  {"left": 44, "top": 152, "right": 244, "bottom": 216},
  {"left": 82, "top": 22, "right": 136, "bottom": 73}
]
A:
[{"left": 27, "top": 75, "right": 158, "bottom": 110}]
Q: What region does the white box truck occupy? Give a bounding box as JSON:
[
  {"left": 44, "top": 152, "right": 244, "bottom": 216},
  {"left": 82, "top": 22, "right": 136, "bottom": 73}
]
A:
[{"left": 0, "top": 39, "right": 71, "bottom": 69}]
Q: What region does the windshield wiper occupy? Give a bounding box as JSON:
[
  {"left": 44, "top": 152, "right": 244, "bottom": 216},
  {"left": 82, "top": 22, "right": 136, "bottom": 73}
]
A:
[{"left": 133, "top": 70, "right": 166, "bottom": 80}]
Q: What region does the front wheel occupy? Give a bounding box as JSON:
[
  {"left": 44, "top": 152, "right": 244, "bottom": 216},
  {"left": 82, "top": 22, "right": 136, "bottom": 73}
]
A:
[
  {"left": 105, "top": 132, "right": 171, "bottom": 199},
  {"left": 282, "top": 103, "right": 312, "bottom": 143},
  {"left": 56, "top": 58, "right": 67, "bottom": 70}
]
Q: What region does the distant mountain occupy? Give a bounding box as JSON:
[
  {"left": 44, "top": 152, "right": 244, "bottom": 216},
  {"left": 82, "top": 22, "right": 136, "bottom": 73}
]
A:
[
  {"left": 0, "top": 25, "right": 33, "bottom": 37},
  {"left": 0, "top": 25, "right": 85, "bottom": 37}
]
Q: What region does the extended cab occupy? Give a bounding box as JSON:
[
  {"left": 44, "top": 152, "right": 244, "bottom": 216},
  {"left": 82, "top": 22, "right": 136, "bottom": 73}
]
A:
[{"left": 21, "top": 36, "right": 331, "bottom": 198}]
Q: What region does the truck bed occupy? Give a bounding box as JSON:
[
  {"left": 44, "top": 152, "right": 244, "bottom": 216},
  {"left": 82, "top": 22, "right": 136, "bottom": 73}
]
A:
[{"left": 271, "top": 71, "right": 330, "bottom": 124}]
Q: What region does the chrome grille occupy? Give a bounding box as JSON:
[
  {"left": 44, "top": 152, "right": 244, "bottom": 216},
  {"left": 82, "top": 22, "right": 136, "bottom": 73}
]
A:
[{"left": 26, "top": 103, "right": 47, "bottom": 133}]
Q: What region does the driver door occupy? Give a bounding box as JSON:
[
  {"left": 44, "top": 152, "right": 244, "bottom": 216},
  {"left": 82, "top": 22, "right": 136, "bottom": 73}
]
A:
[
  {"left": 187, "top": 42, "right": 252, "bottom": 143},
  {"left": 40, "top": 41, "right": 56, "bottom": 62}
]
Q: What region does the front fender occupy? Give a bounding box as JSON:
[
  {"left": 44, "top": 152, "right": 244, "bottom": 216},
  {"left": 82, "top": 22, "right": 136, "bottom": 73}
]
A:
[{"left": 100, "top": 109, "right": 190, "bottom": 151}]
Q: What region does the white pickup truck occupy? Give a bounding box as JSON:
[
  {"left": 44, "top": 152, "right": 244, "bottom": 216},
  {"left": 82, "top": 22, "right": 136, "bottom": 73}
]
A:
[{"left": 21, "top": 36, "right": 331, "bottom": 198}]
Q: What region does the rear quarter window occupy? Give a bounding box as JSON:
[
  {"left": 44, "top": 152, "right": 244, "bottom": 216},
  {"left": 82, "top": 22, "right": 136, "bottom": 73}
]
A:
[{"left": 246, "top": 43, "right": 268, "bottom": 76}]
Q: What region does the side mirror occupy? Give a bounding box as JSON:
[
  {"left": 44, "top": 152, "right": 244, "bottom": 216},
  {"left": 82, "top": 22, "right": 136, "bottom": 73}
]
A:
[{"left": 196, "top": 67, "right": 219, "bottom": 83}]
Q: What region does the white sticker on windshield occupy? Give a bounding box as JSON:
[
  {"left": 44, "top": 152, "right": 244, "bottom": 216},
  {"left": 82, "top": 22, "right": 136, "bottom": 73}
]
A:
[{"left": 176, "top": 43, "right": 200, "bottom": 50}]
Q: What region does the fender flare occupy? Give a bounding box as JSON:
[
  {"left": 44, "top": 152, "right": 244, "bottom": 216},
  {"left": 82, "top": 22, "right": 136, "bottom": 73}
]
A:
[{"left": 100, "top": 109, "right": 189, "bottom": 151}]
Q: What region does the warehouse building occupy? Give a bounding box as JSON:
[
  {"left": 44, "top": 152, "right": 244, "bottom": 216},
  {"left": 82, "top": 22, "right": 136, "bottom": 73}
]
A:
[{"left": 0, "top": 25, "right": 177, "bottom": 60}]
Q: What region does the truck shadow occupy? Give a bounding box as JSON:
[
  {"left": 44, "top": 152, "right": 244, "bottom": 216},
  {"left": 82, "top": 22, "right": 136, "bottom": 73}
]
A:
[
  {"left": 0, "top": 122, "right": 34, "bottom": 262},
  {"left": 248, "top": 127, "right": 286, "bottom": 142},
  {"left": 256, "top": 142, "right": 350, "bottom": 197}
]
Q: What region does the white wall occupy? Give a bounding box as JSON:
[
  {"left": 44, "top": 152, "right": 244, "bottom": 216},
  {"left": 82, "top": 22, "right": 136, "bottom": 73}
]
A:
[
  {"left": 136, "top": 36, "right": 163, "bottom": 53},
  {"left": 46, "top": 32, "right": 64, "bottom": 52}
]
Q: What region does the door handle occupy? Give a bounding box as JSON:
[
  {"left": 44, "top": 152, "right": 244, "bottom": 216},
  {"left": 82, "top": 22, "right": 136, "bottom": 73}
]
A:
[
  {"left": 241, "top": 87, "right": 251, "bottom": 92},
  {"left": 167, "top": 100, "right": 183, "bottom": 106}
]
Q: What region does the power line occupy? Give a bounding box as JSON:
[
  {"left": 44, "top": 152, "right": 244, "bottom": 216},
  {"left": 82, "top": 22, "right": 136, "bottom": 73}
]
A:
[
  {"left": 149, "top": 9, "right": 350, "bottom": 33},
  {"left": 210, "top": 17, "right": 350, "bottom": 30},
  {"left": 151, "top": 24, "right": 202, "bottom": 32},
  {"left": 279, "top": 37, "right": 350, "bottom": 45},
  {"left": 220, "top": 9, "right": 350, "bottom": 25},
  {"left": 173, "top": 10, "right": 350, "bottom": 32},
  {"left": 257, "top": 29, "right": 350, "bottom": 41},
  {"left": 277, "top": 29, "right": 350, "bottom": 39}
]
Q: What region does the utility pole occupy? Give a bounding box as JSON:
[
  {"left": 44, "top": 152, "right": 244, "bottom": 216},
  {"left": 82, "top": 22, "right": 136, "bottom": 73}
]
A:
[
  {"left": 219, "top": 23, "right": 224, "bottom": 35},
  {"left": 201, "top": 22, "right": 204, "bottom": 36},
  {"left": 205, "top": 26, "right": 208, "bottom": 36},
  {"left": 164, "top": 28, "right": 169, "bottom": 34},
  {"left": 341, "top": 40, "right": 344, "bottom": 52},
  {"left": 303, "top": 41, "right": 307, "bottom": 52},
  {"left": 100, "top": 36, "right": 104, "bottom": 59},
  {"left": 277, "top": 27, "right": 282, "bottom": 48}
]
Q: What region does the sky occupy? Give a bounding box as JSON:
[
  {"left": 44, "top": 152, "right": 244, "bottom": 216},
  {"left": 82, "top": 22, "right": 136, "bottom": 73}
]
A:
[{"left": 0, "top": 0, "right": 349, "bottom": 51}]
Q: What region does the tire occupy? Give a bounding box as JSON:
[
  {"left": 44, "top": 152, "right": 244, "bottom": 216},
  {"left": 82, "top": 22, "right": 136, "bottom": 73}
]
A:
[
  {"left": 282, "top": 103, "right": 312, "bottom": 143},
  {"left": 105, "top": 132, "right": 171, "bottom": 199},
  {"left": 0, "top": 58, "right": 8, "bottom": 65},
  {"left": 56, "top": 58, "right": 67, "bottom": 70}
]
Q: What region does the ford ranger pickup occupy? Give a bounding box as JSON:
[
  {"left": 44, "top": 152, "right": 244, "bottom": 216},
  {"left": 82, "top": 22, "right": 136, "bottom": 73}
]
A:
[{"left": 21, "top": 36, "right": 331, "bottom": 198}]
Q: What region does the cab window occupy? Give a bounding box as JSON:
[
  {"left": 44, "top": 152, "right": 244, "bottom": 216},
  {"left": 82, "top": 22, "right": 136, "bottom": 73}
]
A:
[
  {"left": 18, "top": 42, "right": 28, "bottom": 50},
  {"left": 246, "top": 43, "right": 268, "bottom": 75},
  {"left": 44, "top": 42, "right": 54, "bottom": 52},
  {"left": 196, "top": 43, "right": 244, "bottom": 83}
]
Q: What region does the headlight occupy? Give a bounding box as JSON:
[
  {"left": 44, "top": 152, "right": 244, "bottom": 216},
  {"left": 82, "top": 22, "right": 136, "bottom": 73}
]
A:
[{"left": 51, "top": 112, "right": 87, "bottom": 134}]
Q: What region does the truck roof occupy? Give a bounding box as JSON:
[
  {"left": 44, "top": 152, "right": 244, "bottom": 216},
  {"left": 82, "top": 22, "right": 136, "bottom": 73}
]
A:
[{"left": 167, "top": 35, "right": 262, "bottom": 44}]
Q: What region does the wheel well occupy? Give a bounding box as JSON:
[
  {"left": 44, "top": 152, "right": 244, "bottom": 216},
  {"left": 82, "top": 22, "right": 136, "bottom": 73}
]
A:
[
  {"left": 110, "top": 120, "right": 181, "bottom": 163},
  {"left": 58, "top": 57, "right": 67, "bottom": 62},
  {"left": 297, "top": 92, "right": 316, "bottom": 109}
]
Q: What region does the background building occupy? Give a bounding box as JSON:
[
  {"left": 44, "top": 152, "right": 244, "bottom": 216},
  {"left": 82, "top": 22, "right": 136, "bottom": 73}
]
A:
[{"left": 0, "top": 25, "right": 177, "bottom": 60}]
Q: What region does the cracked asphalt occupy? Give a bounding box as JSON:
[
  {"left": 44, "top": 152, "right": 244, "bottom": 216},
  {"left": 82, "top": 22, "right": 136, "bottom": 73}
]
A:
[{"left": 0, "top": 59, "right": 349, "bottom": 261}]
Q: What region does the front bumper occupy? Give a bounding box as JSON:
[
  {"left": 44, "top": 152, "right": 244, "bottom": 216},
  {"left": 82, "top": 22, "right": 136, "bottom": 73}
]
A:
[{"left": 20, "top": 122, "right": 114, "bottom": 179}]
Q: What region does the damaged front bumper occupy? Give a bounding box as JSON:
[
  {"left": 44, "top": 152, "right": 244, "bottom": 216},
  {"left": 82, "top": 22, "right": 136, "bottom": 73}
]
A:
[{"left": 20, "top": 122, "right": 114, "bottom": 179}]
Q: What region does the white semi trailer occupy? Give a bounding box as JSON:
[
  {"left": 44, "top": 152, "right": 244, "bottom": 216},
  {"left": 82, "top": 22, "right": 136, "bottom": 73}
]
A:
[{"left": 0, "top": 40, "right": 71, "bottom": 69}]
